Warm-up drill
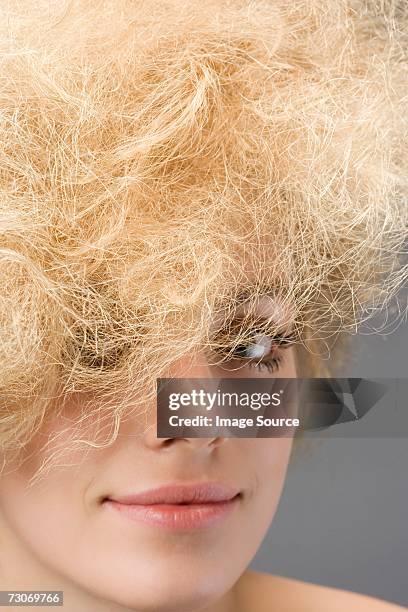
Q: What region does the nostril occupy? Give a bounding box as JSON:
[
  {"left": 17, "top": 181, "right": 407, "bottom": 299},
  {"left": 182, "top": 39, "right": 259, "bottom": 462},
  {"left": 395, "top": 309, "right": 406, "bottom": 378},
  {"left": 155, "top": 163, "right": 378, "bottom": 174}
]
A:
[{"left": 161, "top": 438, "right": 176, "bottom": 447}]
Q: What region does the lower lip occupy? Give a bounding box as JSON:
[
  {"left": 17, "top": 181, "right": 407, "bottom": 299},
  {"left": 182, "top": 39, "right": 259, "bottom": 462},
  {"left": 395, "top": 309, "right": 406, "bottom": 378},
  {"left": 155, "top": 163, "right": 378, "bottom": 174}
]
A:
[{"left": 103, "top": 497, "right": 239, "bottom": 530}]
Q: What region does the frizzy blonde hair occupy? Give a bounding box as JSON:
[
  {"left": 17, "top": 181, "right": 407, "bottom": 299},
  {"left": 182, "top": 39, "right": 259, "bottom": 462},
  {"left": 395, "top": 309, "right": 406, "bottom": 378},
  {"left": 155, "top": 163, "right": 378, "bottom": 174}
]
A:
[{"left": 0, "top": 0, "right": 407, "bottom": 475}]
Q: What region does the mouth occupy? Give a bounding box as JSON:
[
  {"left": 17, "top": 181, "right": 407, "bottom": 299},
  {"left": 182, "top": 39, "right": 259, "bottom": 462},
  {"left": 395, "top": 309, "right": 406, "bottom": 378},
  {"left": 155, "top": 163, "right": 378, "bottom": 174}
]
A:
[{"left": 102, "top": 482, "right": 242, "bottom": 530}]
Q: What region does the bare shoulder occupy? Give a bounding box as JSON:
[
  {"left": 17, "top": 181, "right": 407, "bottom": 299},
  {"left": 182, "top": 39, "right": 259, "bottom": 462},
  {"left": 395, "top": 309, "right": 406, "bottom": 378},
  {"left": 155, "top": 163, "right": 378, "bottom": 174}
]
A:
[{"left": 236, "top": 571, "right": 406, "bottom": 612}]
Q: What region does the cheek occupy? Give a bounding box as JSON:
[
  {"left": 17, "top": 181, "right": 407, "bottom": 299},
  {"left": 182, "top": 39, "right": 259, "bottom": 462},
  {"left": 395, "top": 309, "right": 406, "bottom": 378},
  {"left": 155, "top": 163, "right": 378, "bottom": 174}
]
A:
[
  {"left": 0, "top": 394, "right": 109, "bottom": 545},
  {"left": 0, "top": 408, "right": 104, "bottom": 575},
  {"left": 242, "top": 438, "right": 293, "bottom": 529},
  {"left": 0, "top": 452, "right": 92, "bottom": 566}
]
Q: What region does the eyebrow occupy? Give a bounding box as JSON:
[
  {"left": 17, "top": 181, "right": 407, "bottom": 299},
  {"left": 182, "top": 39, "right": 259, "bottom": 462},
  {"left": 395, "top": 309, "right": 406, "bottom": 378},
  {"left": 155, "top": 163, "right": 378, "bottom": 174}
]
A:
[
  {"left": 213, "top": 287, "right": 296, "bottom": 336},
  {"left": 234, "top": 286, "right": 290, "bottom": 315},
  {"left": 234, "top": 284, "right": 282, "bottom": 304}
]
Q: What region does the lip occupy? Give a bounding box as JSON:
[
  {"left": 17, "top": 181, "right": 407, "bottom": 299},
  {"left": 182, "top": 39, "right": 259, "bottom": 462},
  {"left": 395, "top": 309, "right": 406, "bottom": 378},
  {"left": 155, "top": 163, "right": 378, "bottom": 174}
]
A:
[{"left": 102, "top": 482, "right": 241, "bottom": 530}]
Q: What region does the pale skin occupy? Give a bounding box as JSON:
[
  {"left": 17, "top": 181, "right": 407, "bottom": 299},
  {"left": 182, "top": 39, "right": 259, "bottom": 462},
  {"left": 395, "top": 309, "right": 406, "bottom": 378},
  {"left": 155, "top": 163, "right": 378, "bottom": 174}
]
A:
[{"left": 0, "top": 297, "right": 404, "bottom": 611}]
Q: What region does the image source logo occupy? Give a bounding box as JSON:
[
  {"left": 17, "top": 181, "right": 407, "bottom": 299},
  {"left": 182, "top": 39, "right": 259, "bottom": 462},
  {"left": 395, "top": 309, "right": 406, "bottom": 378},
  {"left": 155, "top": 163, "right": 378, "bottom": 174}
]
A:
[{"left": 156, "top": 378, "right": 405, "bottom": 438}]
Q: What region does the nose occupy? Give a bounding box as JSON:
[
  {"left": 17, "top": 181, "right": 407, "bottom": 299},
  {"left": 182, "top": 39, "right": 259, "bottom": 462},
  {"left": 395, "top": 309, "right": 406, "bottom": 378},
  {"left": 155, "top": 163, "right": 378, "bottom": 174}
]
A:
[
  {"left": 143, "top": 427, "right": 227, "bottom": 452},
  {"left": 142, "top": 350, "right": 228, "bottom": 452}
]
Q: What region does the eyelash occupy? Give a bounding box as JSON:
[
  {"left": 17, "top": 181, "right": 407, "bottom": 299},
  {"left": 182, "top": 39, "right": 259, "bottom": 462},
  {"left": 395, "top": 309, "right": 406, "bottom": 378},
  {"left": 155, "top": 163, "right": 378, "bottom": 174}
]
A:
[
  {"left": 245, "top": 354, "right": 284, "bottom": 374},
  {"left": 213, "top": 328, "right": 293, "bottom": 374}
]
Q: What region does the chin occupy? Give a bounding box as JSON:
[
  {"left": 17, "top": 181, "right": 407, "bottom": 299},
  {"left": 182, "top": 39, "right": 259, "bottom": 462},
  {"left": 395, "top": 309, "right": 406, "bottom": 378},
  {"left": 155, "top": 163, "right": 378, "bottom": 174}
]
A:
[{"left": 81, "top": 563, "right": 234, "bottom": 612}]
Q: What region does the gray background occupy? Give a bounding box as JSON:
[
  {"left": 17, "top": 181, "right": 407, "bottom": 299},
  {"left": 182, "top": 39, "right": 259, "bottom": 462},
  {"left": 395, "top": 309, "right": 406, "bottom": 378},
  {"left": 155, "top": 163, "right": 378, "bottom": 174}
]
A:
[{"left": 251, "top": 311, "right": 408, "bottom": 607}]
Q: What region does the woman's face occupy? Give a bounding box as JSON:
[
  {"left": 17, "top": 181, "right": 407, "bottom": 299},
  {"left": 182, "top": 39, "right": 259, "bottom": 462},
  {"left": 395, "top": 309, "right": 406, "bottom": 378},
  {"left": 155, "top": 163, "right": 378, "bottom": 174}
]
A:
[{"left": 0, "top": 297, "right": 297, "bottom": 612}]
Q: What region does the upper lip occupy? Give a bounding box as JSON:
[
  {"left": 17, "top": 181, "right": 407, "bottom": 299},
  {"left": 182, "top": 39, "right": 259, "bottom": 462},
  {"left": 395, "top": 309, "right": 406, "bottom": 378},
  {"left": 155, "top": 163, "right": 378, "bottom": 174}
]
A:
[{"left": 106, "top": 482, "right": 240, "bottom": 505}]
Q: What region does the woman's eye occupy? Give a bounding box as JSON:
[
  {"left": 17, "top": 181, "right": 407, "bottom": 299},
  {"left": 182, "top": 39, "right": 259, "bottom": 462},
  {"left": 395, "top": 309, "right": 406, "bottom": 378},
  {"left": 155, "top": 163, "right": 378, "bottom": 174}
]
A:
[
  {"left": 230, "top": 333, "right": 284, "bottom": 373},
  {"left": 212, "top": 329, "right": 294, "bottom": 375}
]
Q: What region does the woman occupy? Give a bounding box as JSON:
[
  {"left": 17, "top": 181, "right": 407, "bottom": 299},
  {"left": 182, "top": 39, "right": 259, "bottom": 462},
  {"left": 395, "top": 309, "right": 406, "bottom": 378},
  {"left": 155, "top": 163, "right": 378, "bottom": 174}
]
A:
[{"left": 0, "top": 1, "right": 406, "bottom": 610}]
